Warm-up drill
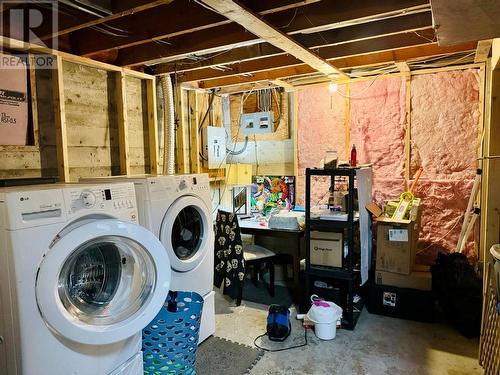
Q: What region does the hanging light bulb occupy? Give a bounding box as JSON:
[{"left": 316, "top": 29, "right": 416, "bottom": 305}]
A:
[{"left": 328, "top": 82, "right": 338, "bottom": 93}]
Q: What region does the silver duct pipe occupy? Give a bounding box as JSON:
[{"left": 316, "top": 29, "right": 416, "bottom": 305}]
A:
[{"left": 160, "top": 74, "right": 175, "bottom": 175}]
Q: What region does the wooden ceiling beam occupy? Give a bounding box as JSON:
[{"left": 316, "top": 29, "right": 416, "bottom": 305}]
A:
[
  {"left": 155, "top": 11, "right": 432, "bottom": 74},
  {"left": 474, "top": 40, "right": 492, "bottom": 63},
  {"left": 198, "top": 42, "right": 477, "bottom": 88},
  {"left": 177, "top": 29, "right": 437, "bottom": 82},
  {"left": 73, "top": 0, "right": 320, "bottom": 57},
  {"left": 198, "top": 0, "right": 348, "bottom": 78},
  {"left": 45, "top": 0, "right": 176, "bottom": 39},
  {"left": 104, "top": 0, "right": 429, "bottom": 67}
]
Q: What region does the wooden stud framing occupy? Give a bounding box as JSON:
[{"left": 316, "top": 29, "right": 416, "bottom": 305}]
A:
[
  {"left": 404, "top": 75, "right": 412, "bottom": 187},
  {"left": 0, "top": 37, "right": 155, "bottom": 80},
  {"left": 480, "top": 57, "right": 497, "bottom": 266},
  {"left": 174, "top": 83, "right": 189, "bottom": 173},
  {"left": 270, "top": 79, "right": 297, "bottom": 92},
  {"left": 28, "top": 54, "right": 40, "bottom": 147},
  {"left": 52, "top": 56, "right": 70, "bottom": 182},
  {"left": 189, "top": 90, "right": 201, "bottom": 174},
  {"left": 475, "top": 40, "right": 493, "bottom": 63},
  {"left": 491, "top": 39, "right": 500, "bottom": 71},
  {"left": 146, "top": 78, "right": 159, "bottom": 175},
  {"left": 344, "top": 82, "right": 351, "bottom": 160},
  {"left": 476, "top": 65, "right": 486, "bottom": 260},
  {"left": 115, "top": 71, "right": 130, "bottom": 175},
  {"left": 293, "top": 92, "right": 299, "bottom": 177}
]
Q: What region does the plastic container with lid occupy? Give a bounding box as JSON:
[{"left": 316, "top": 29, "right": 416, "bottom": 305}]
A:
[{"left": 306, "top": 295, "right": 343, "bottom": 340}]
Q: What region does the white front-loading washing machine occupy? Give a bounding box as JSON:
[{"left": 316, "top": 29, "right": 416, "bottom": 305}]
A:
[
  {"left": 0, "top": 183, "right": 171, "bottom": 375},
  {"left": 81, "top": 174, "right": 215, "bottom": 343}
]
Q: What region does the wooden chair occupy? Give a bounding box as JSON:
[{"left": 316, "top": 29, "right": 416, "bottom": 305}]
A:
[{"left": 236, "top": 243, "right": 276, "bottom": 306}]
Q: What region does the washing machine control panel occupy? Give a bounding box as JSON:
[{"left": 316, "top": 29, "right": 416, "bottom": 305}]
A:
[
  {"left": 66, "top": 183, "right": 137, "bottom": 218},
  {"left": 174, "top": 175, "right": 210, "bottom": 194}
]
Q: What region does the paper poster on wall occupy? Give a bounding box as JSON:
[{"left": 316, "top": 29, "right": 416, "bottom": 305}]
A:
[{"left": 0, "top": 53, "right": 28, "bottom": 145}]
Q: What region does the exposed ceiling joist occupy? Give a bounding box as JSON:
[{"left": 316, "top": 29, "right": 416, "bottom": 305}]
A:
[
  {"left": 396, "top": 62, "right": 411, "bottom": 73},
  {"left": 74, "top": 0, "right": 320, "bottom": 57},
  {"left": 474, "top": 40, "right": 492, "bottom": 63},
  {"left": 177, "top": 29, "right": 437, "bottom": 83},
  {"left": 42, "top": 0, "right": 175, "bottom": 39},
  {"left": 270, "top": 79, "right": 297, "bottom": 92},
  {"left": 198, "top": 42, "right": 477, "bottom": 88},
  {"left": 492, "top": 38, "right": 500, "bottom": 71},
  {"left": 155, "top": 11, "right": 432, "bottom": 74},
  {"left": 114, "top": 0, "right": 429, "bottom": 68},
  {"left": 197, "top": 0, "right": 348, "bottom": 78}
]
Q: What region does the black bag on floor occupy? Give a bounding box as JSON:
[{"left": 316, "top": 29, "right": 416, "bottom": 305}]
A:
[{"left": 431, "top": 252, "right": 482, "bottom": 338}]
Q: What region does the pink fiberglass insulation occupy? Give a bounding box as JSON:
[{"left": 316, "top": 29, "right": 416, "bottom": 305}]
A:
[
  {"left": 410, "top": 69, "right": 480, "bottom": 180},
  {"left": 349, "top": 77, "right": 407, "bottom": 204},
  {"left": 296, "top": 69, "right": 480, "bottom": 259},
  {"left": 413, "top": 179, "right": 475, "bottom": 263},
  {"left": 297, "top": 85, "right": 346, "bottom": 204},
  {"left": 411, "top": 70, "right": 480, "bottom": 259}
]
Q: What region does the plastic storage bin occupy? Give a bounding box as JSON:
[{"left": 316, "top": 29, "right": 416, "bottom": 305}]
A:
[{"left": 143, "top": 291, "right": 204, "bottom": 375}]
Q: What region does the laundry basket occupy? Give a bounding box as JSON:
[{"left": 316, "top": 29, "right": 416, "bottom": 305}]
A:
[
  {"left": 490, "top": 245, "right": 500, "bottom": 314},
  {"left": 143, "top": 291, "right": 204, "bottom": 375}
]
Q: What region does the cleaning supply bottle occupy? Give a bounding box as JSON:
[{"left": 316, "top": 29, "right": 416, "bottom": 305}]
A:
[{"left": 350, "top": 144, "right": 357, "bottom": 167}]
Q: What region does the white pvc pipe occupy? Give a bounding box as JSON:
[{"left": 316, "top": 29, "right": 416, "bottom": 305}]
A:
[
  {"left": 160, "top": 75, "right": 175, "bottom": 175},
  {"left": 456, "top": 170, "right": 481, "bottom": 252},
  {"left": 459, "top": 212, "right": 478, "bottom": 254}
]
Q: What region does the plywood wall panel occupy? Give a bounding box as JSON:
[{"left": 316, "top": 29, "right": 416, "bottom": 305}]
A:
[
  {"left": 60, "top": 61, "right": 118, "bottom": 179},
  {"left": 125, "top": 77, "right": 150, "bottom": 171},
  {"left": 229, "top": 90, "right": 289, "bottom": 142}
]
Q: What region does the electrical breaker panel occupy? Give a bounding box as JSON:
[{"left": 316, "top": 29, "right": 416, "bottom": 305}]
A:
[
  {"left": 204, "top": 126, "right": 226, "bottom": 169},
  {"left": 239, "top": 111, "right": 275, "bottom": 135}
]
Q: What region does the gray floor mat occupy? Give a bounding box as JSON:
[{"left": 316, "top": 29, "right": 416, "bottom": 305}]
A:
[{"left": 196, "top": 336, "right": 264, "bottom": 375}]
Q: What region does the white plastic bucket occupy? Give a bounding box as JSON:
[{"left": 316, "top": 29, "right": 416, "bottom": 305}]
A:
[{"left": 306, "top": 295, "right": 343, "bottom": 340}]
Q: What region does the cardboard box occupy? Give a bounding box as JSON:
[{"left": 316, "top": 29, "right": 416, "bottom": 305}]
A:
[
  {"left": 310, "top": 231, "right": 342, "bottom": 268},
  {"left": 375, "top": 210, "right": 421, "bottom": 275},
  {"left": 375, "top": 270, "right": 432, "bottom": 291}
]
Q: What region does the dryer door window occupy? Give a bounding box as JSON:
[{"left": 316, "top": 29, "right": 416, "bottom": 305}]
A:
[
  {"left": 36, "top": 219, "right": 171, "bottom": 345},
  {"left": 160, "top": 195, "right": 214, "bottom": 273},
  {"left": 58, "top": 235, "right": 154, "bottom": 326},
  {"left": 171, "top": 205, "right": 203, "bottom": 260}
]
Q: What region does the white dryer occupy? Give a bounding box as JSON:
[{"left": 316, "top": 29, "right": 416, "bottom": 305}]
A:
[
  {"left": 0, "top": 183, "right": 171, "bottom": 375},
  {"left": 81, "top": 174, "right": 215, "bottom": 343}
]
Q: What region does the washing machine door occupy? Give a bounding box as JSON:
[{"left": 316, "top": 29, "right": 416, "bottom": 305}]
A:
[
  {"left": 159, "top": 195, "right": 213, "bottom": 272},
  {"left": 35, "top": 219, "right": 170, "bottom": 345}
]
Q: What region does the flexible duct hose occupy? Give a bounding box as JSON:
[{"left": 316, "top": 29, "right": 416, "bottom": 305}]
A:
[{"left": 160, "top": 75, "right": 175, "bottom": 175}]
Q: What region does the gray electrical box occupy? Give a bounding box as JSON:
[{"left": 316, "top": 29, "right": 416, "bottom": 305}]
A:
[{"left": 239, "top": 111, "right": 275, "bottom": 135}]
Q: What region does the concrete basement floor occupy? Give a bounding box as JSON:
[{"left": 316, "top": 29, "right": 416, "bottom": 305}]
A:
[{"left": 214, "top": 289, "right": 483, "bottom": 375}]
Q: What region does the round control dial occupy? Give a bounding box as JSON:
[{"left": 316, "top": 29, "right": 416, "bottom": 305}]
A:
[{"left": 81, "top": 191, "right": 96, "bottom": 208}]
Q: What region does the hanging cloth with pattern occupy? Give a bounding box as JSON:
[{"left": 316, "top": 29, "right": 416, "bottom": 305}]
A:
[{"left": 213, "top": 210, "right": 245, "bottom": 300}]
